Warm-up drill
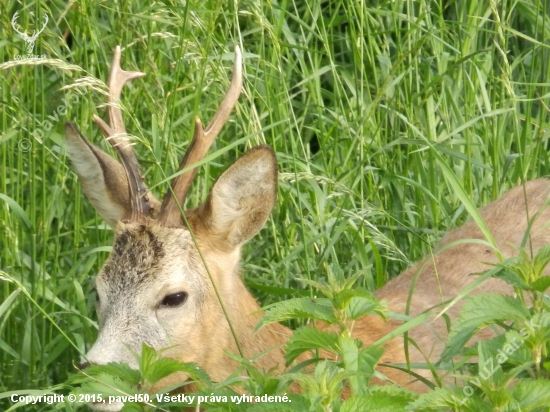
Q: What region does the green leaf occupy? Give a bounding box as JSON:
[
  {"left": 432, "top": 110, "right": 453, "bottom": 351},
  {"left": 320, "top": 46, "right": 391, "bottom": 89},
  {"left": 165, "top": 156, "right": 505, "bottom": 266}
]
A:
[
  {"left": 333, "top": 289, "right": 359, "bottom": 310},
  {"left": 145, "top": 358, "right": 210, "bottom": 386},
  {"left": 285, "top": 327, "right": 339, "bottom": 364},
  {"left": 532, "top": 276, "right": 550, "bottom": 293},
  {"left": 511, "top": 379, "right": 550, "bottom": 411},
  {"left": 340, "top": 335, "right": 364, "bottom": 395},
  {"left": 0, "top": 289, "right": 20, "bottom": 319},
  {"left": 491, "top": 265, "right": 530, "bottom": 290},
  {"left": 532, "top": 245, "right": 550, "bottom": 279},
  {"left": 139, "top": 343, "right": 156, "bottom": 379},
  {"left": 358, "top": 345, "right": 385, "bottom": 377},
  {"left": 342, "top": 386, "right": 417, "bottom": 412},
  {"left": 256, "top": 298, "right": 336, "bottom": 330},
  {"left": 469, "top": 330, "right": 532, "bottom": 367},
  {"left": 340, "top": 335, "right": 384, "bottom": 396},
  {"left": 246, "top": 281, "right": 310, "bottom": 297},
  {"left": 68, "top": 363, "right": 141, "bottom": 386},
  {"left": 406, "top": 386, "right": 473, "bottom": 411},
  {"left": 0, "top": 193, "right": 32, "bottom": 229},
  {"left": 431, "top": 141, "right": 501, "bottom": 255},
  {"left": 332, "top": 287, "right": 385, "bottom": 315},
  {"left": 74, "top": 373, "right": 138, "bottom": 398},
  {"left": 121, "top": 402, "right": 143, "bottom": 412},
  {"left": 440, "top": 293, "right": 530, "bottom": 362},
  {"left": 346, "top": 294, "right": 388, "bottom": 320}
]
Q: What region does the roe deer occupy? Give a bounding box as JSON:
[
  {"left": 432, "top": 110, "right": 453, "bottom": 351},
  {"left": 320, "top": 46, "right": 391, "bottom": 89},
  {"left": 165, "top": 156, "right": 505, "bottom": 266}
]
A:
[{"left": 65, "top": 45, "right": 550, "bottom": 410}]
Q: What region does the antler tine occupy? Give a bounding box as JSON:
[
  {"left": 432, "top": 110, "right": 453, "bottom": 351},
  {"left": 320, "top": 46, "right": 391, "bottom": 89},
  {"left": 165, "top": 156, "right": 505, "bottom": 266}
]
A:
[
  {"left": 11, "top": 11, "right": 25, "bottom": 37},
  {"left": 158, "top": 45, "right": 243, "bottom": 227},
  {"left": 93, "top": 46, "right": 151, "bottom": 222},
  {"left": 40, "top": 14, "right": 48, "bottom": 32}
]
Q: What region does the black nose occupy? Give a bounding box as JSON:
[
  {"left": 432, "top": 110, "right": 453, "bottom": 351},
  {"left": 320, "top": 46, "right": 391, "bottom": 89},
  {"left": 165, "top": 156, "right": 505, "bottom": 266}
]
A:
[{"left": 78, "top": 361, "right": 90, "bottom": 370}]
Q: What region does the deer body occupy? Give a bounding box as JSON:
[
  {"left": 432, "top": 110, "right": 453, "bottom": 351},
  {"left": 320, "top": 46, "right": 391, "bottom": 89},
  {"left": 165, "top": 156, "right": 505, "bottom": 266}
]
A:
[
  {"left": 65, "top": 46, "right": 550, "bottom": 410},
  {"left": 355, "top": 179, "right": 550, "bottom": 389}
]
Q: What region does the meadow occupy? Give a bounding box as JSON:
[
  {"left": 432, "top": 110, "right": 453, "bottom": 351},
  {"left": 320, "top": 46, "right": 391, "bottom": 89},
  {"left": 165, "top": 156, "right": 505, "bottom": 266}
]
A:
[{"left": 1, "top": 0, "right": 550, "bottom": 410}]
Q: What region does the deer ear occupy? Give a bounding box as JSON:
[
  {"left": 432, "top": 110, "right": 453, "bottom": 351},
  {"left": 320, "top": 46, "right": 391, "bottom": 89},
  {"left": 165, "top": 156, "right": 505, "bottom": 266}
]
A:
[
  {"left": 65, "top": 122, "right": 160, "bottom": 227},
  {"left": 195, "top": 146, "right": 278, "bottom": 249}
]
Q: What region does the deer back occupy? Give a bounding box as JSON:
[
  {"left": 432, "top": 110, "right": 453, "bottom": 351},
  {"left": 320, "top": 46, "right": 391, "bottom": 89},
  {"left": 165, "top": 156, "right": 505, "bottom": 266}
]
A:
[{"left": 352, "top": 178, "right": 550, "bottom": 390}]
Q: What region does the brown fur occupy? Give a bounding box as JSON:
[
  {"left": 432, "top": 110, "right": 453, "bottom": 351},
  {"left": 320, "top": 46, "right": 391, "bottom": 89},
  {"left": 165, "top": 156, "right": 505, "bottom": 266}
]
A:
[
  {"left": 355, "top": 179, "right": 550, "bottom": 390},
  {"left": 66, "top": 122, "right": 550, "bottom": 407}
]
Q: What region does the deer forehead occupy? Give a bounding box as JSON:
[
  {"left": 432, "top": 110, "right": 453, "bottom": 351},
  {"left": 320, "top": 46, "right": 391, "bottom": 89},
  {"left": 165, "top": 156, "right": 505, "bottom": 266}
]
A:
[{"left": 97, "top": 222, "right": 204, "bottom": 296}]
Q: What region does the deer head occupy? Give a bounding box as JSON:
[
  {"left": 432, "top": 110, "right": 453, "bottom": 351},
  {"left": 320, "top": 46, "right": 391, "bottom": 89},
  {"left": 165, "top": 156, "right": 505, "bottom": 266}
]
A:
[
  {"left": 65, "top": 46, "right": 280, "bottom": 408},
  {"left": 11, "top": 11, "right": 48, "bottom": 55}
]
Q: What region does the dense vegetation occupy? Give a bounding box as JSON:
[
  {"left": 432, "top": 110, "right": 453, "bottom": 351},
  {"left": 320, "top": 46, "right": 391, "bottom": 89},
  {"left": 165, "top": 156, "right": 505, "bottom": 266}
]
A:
[{"left": 1, "top": 0, "right": 550, "bottom": 410}]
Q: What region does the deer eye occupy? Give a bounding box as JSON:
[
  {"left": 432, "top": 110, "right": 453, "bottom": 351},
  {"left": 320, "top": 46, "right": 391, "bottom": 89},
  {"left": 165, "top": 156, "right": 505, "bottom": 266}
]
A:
[{"left": 160, "top": 292, "right": 188, "bottom": 308}]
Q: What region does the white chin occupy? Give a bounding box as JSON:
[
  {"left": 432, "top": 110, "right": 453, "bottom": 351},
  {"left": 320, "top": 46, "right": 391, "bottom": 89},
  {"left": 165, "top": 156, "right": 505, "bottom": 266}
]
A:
[{"left": 89, "top": 401, "right": 124, "bottom": 412}]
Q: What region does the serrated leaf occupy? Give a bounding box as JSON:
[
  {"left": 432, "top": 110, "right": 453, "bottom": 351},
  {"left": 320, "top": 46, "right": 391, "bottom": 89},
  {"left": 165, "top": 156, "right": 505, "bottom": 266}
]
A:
[
  {"left": 75, "top": 373, "right": 138, "bottom": 398},
  {"left": 296, "top": 278, "right": 334, "bottom": 298},
  {"left": 406, "top": 386, "right": 469, "bottom": 411},
  {"left": 342, "top": 386, "right": 416, "bottom": 412},
  {"left": 511, "top": 379, "right": 550, "bottom": 411},
  {"left": 68, "top": 363, "right": 141, "bottom": 386},
  {"left": 532, "top": 244, "right": 550, "bottom": 277},
  {"left": 346, "top": 294, "right": 388, "bottom": 320},
  {"left": 145, "top": 358, "right": 211, "bottom": 386},
  {"left": 340, "top": 336, "right": 384, "bottom": 396},
  {"left": 475, "top": 340, "right": 504, "bottom": 386},
  {"left": 256, "top": 298, "right": 336, "bottom": 330},
  {"left": 139, "top": 343, "right": 156, "bottom": 378},
  {"left": 285, "top": 327, "right": 339, "bottom": 364},
  {"left": 440, "top": 293, "right": 530, "bottom": 362},
  {"left": 358, "top": 345, "right": 384, "bottom": 376},
  {"left": 491, "top": 266, "right": 530, "bottom": 289},
  {"left": 333, "top": 289, "right": 359, "bottom": 310},
  {"left": 339, "top": 335, "right": 363, "bottom": 395},
  {"left": 468, "top": 330, "right": 532, "bottom": 367},
  {"left": 532, "top": 276, "right": 550, "bottom": 292},
  {"left": 332, "top": 286, "right": 388, "bottom": 319}
]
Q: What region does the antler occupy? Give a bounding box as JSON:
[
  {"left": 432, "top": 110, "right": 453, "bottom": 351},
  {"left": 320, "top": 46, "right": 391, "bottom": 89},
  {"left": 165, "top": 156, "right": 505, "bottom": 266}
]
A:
[
  {"left": 11, "top": 11, "right": 48, "bottom": 41},
  {"left": 158, "top": 45, "right": 243, "bottom": 227},
  {"left": 28, "top": 14, "right": 49, "bottom": 42},
  {"left": 40, "top": 14, "right": 48, "bottom": 33},
  {"left": 93, "top": 46, "right": 151, "bottom": 222},
  {"left": 11, "top": 11, "right": 28, "bottom": 40}
]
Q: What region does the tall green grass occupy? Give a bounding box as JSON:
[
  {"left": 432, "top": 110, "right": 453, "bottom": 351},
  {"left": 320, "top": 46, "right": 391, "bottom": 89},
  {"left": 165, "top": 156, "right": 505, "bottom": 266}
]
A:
[{"left": 1, "top": 0, "right": 550, "bottom": 409}]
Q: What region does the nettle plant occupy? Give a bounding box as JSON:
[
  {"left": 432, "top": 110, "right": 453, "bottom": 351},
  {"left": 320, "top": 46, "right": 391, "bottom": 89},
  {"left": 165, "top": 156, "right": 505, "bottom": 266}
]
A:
[
  {"left": 65, "top": 247, "right": 550, "bottom": 412},
  {"left": 410, "top": 245, "right": 550, "bottom": 412}
]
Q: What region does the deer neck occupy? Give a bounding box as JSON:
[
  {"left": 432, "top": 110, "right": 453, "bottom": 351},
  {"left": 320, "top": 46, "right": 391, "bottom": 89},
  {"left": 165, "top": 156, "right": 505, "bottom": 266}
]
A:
[
  {"left": 199, "top": 248, "right": 291, "bottom": 382},
  {"left": 230, "top": 280, "right": 292, "bottom": 373}
]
